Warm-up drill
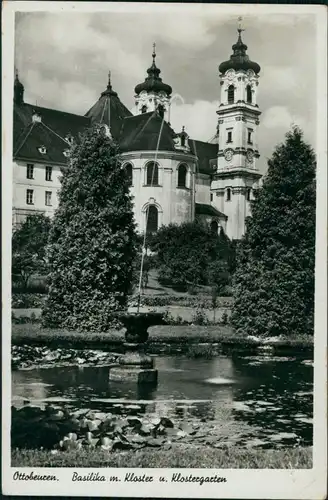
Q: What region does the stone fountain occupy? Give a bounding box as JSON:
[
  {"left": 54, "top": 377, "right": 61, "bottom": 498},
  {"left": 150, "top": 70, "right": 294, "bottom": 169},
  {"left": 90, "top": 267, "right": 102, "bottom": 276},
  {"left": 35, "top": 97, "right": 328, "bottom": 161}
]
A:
[{"left": 109, "top": 312, "right": 166, "bottom": 384}]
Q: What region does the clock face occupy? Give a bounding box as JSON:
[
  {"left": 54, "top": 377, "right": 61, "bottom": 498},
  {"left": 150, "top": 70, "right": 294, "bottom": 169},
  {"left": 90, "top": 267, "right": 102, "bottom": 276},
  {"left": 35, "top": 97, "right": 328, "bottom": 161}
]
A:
[
  {"left": 227, "top": 70, "right": 234, "bottom": 81},
  {"left": 224, "top": 149, "right": 233, "bottom": 162},
  {"left": 246, "top": 151, "right": 254, "bottom": 163}
]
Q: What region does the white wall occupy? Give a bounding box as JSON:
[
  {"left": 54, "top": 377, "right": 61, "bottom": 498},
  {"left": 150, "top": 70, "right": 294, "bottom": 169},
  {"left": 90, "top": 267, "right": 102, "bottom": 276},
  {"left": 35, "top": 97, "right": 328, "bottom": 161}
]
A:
[{"left": 12, "top": 159, "right": 62, "bottom": 224}]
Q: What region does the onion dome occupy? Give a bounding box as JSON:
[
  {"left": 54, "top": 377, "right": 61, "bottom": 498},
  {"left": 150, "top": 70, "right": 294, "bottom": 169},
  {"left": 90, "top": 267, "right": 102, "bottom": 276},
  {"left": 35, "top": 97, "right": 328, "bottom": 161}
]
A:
[
  {"left": 135, "top": 44, "right": 172, "bottom": 96},
  {"left": 14, "top": 69, "right": 24, "bottom": 105},
  {"left": 219, "top": 29, "right": 260, "bottom": 75}
]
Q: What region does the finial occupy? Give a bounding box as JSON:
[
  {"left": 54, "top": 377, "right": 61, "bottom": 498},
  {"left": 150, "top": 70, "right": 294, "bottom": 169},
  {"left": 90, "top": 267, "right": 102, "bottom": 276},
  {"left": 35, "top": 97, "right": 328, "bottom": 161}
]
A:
[
  {"left": 107, "top": 70, "right": 112, "bottom": 89},
  {"left": 152, "top": 42, "right": 156, "bottom": 62},
  {"left": 182, "top": 125, "right": 185, "bottom": 133},
  {"left": 237, "top": 16, "right": 245, "bottom": 35}
]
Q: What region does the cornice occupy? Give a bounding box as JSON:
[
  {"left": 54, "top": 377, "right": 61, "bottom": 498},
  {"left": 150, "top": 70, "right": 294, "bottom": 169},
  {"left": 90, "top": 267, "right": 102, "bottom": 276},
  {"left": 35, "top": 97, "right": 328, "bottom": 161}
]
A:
[{"left": 120, "top": 150, "right": 197, "bottom": 163}]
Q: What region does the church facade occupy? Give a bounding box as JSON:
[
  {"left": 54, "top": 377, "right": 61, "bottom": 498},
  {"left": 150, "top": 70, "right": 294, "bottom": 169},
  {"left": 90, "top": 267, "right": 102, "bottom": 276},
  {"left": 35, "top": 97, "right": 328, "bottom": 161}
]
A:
[{"left": 12, "top": 29, "right": 262, "bottom": 240}]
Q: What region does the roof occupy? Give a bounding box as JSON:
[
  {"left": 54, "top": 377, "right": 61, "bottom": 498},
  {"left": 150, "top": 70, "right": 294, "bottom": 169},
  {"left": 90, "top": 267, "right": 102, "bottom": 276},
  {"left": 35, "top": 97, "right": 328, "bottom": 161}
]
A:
[
  {"left": 85, "top": 78, "right": 133, "bottom": 141},
  {"left": 189, "top": 139, "right": 218, "bottom": 175},
  {"left": 13, "top": 103, "right": 90, "bottom": 163},
  {"left": 195, "top": 203, "right": 227, "bottom": 219},
  {"left": 134, "top": 48, "right": 172, "bottom": 96},
  {"left": 219, "top": 30, "right": 260, "bottom": 75},
  {"left": 119, "top": 111, "right": 177, "bottom": 152}
]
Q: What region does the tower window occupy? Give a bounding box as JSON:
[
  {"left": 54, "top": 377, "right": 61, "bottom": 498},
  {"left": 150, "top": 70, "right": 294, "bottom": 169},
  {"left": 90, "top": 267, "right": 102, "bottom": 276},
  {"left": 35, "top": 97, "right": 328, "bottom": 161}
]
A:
[
  {"left": 26, "top": 189, "right": 34, "bottom": 205},
  {"left": 227, "top": 85, "right": 235, "bottom": 104},
  {"left": 226, "top": 188, "right": 231, "bottom": 201},
  {"left": 146, "top": 205, "right": 158, "bottom": 233},
  {"left": 45, "top": 166, "right": 52, "bottom": 181},
  {"left": 141, "top": 105, "right": 147, "bottom": 114},
  {"left": 246, "top": 85, "right": 252, "bottom": 104},
  {"left": 125, "top": 163, "right": 133, "bottom": 186},
  {"left": 26, "top": 164, "right": 34, "bottom": 179},
  {"left": 246, "top": 188, "right": 251, "bottom": 201},
  {"left": 247, "top": 130, "right": 253, "bottom": 145},
  {"left": 210, "top": 193, "right": 213, "bottom": 202},
  {"left": 177, "top": 164, "right": 187, "bottom": 188},
  {"left": 227, "top": 131, "right": 232, "bottom": 143},
  {"left": 45, "top": 191, "right": 52, "bottom": 206},
  {"left": 146, "top": 162, "right": 159, "bottom": 186}
]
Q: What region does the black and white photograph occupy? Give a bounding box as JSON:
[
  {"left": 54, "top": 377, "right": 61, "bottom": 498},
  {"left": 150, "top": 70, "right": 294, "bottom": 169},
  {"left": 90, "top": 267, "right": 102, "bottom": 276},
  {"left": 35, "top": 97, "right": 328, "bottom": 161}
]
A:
[{"left": 2, "top": 2, "right": 327, "bottom": 498}]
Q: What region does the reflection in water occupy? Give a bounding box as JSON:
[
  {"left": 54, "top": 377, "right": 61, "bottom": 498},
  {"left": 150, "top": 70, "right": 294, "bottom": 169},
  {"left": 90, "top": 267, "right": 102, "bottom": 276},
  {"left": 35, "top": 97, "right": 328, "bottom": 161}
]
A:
[{"left": 12, "top": 354, "right": 313, "bottom": 446}]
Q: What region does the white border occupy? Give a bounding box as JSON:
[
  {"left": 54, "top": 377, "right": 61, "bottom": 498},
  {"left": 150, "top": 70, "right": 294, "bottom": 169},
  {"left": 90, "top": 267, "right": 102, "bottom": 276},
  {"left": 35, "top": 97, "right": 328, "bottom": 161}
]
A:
[{"left": 2, "top": 3, "right": 327, "bottom": 498}]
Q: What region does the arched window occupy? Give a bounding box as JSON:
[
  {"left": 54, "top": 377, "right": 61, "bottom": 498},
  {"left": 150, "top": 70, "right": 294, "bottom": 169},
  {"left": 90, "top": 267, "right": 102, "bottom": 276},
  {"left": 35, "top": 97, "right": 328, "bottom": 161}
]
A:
[
  {"left": 125, "top": 163, "right": 133, "bottom": 186},
  {"left": 210, "top": 220, "right": 218, "bottom": 234},
  {"left": 177, "top": 164, "right": 187, "bottom": 188},
  {"left": 141, "top": 105, "right": 147, "bottom": 114},
  {"left": 146, "top": 162, "right": 159, "bottom": 185},
  {"left": 227, "top": 85, "right": 235, "bottom": 104},
  {"left": 181, "top": 135, "right": 185, "bottom": 147},
  {"left": 246, "top": 85, "right": 252, "bottom": 104},
  {"left": 146, "top": 205, "right": 158, "bottom": 233},
  {"left": 226, "top": 188, "right": 231, "bottom": 201},
  {"left": 246, "top": 188, "right": 251, "bottom": 201}
]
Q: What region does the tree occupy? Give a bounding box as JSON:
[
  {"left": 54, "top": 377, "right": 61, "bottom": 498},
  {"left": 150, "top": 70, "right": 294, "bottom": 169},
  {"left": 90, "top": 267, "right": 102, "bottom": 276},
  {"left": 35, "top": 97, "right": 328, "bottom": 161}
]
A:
[
  {"left": 148, "top": 221, "right": 232, "bottom": 293},
  {"left": 42, "top": 126, "right": 137, "bottom": 331},
  {"left": 12, "top": 214, "right": 51, "bottom": 289},
  {"left": 231, "top": 127, "right": 316, "bottom": 337}
]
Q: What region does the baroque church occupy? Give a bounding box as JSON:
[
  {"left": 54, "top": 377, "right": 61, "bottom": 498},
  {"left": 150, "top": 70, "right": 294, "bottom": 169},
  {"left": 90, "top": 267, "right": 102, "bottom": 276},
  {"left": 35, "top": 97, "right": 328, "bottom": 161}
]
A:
[{"left": 12, "top": 28, "right": 262, "bottom": 240}]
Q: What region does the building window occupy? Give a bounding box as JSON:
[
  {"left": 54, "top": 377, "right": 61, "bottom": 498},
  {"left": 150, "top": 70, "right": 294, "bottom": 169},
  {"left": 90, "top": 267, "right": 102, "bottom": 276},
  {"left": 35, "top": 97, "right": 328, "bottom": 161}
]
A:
[
  {"left": 226, "top": 188, "right": 231, "bottom": 201},
  {"left": 45, "top": 166, "right": 52, "bottom": 181},
  {"left": 210, "top": 193, "right": 213, "bottom": 202},
  {"left": 26, "top": 189, "right": 34, "bottom": 205},
  {"left": 246, "top": 85, "right": 252, "bottom": 104},
  {"left": 227, "top": 131, "right": 232, "bottom": 143},
  {"left": 227, "top": 85, "right": 235, "bottom": 104},
  {"left": 45, "top": 191, "right": 52, "bottom": 206},
  {"left": 246, "top": 188, "right": 251, "bottom": 201},
  {"left": 146, "top": 162, "right": 159, "bottom": 185},
  {"left": 177, "top": 164, "right": 187, "bottom": 188},
  {"left": 26, "top": 164, "right": 34, "bottom": 179},
  {"left": 247, "top": 129, "right": 253, "bottom": 145},
  {"left": 125, "top": 163, "right": 133, "bottom": 186},
  {"left": 146, "top": 205, "right": 158, "bottom": 233},
  {"left": 141, "top": 105, "right": 147, "bottom": 114},
  {"left": 210, "top": 220, "right": 218, "bottom": 234}
]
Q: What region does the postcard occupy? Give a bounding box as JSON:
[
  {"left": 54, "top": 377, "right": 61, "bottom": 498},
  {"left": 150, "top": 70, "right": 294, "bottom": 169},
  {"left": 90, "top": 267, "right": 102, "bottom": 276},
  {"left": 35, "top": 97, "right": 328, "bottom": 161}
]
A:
[{"left": 2, "top": 1, "right": 327, "bottom": 498}]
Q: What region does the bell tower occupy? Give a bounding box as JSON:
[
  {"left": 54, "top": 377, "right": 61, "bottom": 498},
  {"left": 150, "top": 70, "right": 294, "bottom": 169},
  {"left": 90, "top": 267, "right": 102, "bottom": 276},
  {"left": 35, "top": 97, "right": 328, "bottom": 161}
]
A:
[
  {"left": 134, "top": 44, "right": 172, "bottom": 122},
  {"left": 211, "top": 21, "right": 262, "bottom": 240}
]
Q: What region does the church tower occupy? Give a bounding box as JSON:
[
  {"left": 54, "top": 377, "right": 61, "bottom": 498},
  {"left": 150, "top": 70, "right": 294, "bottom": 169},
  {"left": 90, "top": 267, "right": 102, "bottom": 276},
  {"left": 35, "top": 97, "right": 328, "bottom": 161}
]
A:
[
  {"left": 211, "top": 23, "right": 262, "bottom": 240},
  {"left": 134, "top": 44, "right": 172, "bottom": 121}
]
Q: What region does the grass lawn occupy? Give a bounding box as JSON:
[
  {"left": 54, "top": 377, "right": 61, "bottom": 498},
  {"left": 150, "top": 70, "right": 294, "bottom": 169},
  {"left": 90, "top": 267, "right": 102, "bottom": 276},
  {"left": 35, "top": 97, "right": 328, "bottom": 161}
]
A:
[
  {"left": 11, "top": 446, "right": 312, "bottom": 469},
  {"left": 11, "top": 323, "right": 313, "bottom": 351}
]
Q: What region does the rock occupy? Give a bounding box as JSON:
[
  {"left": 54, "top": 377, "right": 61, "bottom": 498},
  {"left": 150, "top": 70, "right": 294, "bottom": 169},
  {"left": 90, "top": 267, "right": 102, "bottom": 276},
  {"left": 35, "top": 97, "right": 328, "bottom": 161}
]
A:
[
  {"left": 176, "top": 430, "right": 187, "bottom": 439},
  {"left": 93, "top": 412, "right": 107, "bottom": 421},
  {"left": 145, "top": 437, "right": 165, "bottom": 447},
  {"left": 101, "top": 436, "right": 112, "bottom": 447},
  {"left": 85, "top": 432, "right": 93, "bottom": 443},
  {"left": 163, "top": 442, "right": 172, "bottom": 451},
  {"left": 80, "top": 418, "right": 89, "bottom": 429},
  {"left": 69, "top": 419, "right": 81, "bottom": 431},
  {"left": 160, "top": 417, "right": 174, "bottom": 428},
  {"left": 127, "top": 417, "right": 142, "bottom": 428},
  {"left": 87, "top": 419, "right": 101, "bottom": 432},
  {"left": 150, "top": 417, "right": 161, "bottom": 427},
  {"left": 112, "top": 440, "right": 135, "bottom": 451},
  {"left": 139, "top": 424, "right": 152, "bottom": 435},
  {"left": 67, "top": 433, "right": 77, "bottom": 441},
  {"left": 179, "top": 423, "right": 195, "bottom": 435}
]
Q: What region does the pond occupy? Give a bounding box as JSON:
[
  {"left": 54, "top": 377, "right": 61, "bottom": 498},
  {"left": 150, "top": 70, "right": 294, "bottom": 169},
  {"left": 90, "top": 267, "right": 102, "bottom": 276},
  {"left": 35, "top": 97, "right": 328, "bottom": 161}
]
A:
[{"left": 12, "top": 353, "right": 313, "bottom": 449}]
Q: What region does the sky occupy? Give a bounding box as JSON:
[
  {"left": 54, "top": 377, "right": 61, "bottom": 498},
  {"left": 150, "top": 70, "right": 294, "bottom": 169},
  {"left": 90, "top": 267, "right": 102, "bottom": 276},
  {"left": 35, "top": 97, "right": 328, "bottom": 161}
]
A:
[{"left": 14, "top": 7, "right": 317, "bottom": 174}]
